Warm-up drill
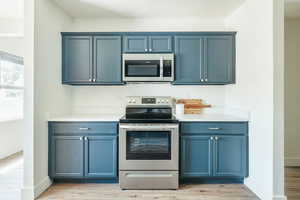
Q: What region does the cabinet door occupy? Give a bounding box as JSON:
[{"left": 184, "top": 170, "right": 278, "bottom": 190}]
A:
[
  {"left": 51, "top": 136, "right": 84, "bottom": 178},
  {"left": 94, "top": 36, "right": 122, "bottom": 84},
  {"left": 214, "top": 136, "right": 247, "bottom": 177},
  {"left": 174, "top": 36, "right": 204, "bottom": 84},
  {"left": 204, "top": 36, "right": 234, "bottom": 84},
  {"left": 123, "top": 36, "right": 148, "bottom": 52},
  {"left": 84, "top": 136, "right": 117, "bottom": 178},
  {"left": 180, "top": 136, "right": 213, "bottom": 178},
  {"left": 149, "top": 36, "right": 172, "bottom": 52},
  {"left": 62, "top": 36, "right": 93, "bottom": 83}
]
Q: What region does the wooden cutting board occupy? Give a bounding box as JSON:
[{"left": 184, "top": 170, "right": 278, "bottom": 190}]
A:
[{"left": 177, "top": 99, "right": 211, "bottom": 114}]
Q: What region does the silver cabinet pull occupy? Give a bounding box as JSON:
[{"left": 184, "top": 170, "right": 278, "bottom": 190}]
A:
[
  {"left": 93, "top": 78, "right": 96, "bottom": 82},
  {"left": 201, "top": 79, "right": 204, "bottom": 82},
  {"left": 149, "top": 49, "right": 152, "bottom": 52},
  {"left": 208, "top": 127, "right": 221, "bottom": 130},
  {"left": 205, "top": 79, "right": 208, "bottom": 82},
  {"left": 79, "top": 127, "right": 90, "bottom": 131},
  {"left": 79, "top": 137, "right": 83, "bottom": 140},
  {"left": 210, "top": 137, "right": 214, "bottom": 140},
  {"left": 84, "top": 137, "right": 88, "bottom": 141},
  {"left": 145, "top": 49, "right": 148, "bottom": 52},
  {"left": 89, "top": 78, "right": 92, "bottom": 82},
  {"left": 215, "top": 136, "right": 219, "bottom": 140}
]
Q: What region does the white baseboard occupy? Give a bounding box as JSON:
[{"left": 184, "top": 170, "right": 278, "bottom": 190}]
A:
[
  {"left": 34, "top": 176, "right": 52, "bottom": 199},
  {"left": 285, "top": 157, "right": 300, "bottom": 166},
  {"left": 21, "top": 187, "right": 34, "bottom": 200},
  {"left": 273, "top": 195, "right": 287, "bottom": 200}
]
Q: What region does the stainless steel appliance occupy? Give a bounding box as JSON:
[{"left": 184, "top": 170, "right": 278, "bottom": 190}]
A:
[
  {"left": 122, "top": 54, "right": 174, "bottom": 82},
  {"left": 119, "top": 96, "right": 179, "bottom": 189}
]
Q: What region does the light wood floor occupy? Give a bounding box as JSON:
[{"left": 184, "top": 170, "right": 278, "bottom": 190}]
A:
[
  {"left": 38, "top": 182, "right": 259, "bottom": 200},
  {"left": 285, "top": 167, "right": 300, "bottom": 200}
]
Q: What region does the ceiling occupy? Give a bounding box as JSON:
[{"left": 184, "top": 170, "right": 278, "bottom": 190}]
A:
[
  {"left": 52, "top": 0, "right": 246, "bottom": 19},
  {"left": 0, "top": 0, "right": 23, "bottom": 19}
]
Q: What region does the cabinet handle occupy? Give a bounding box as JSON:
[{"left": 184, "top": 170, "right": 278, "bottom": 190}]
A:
[
  {"left": 149, "top": 49, "right": 152, "bottom": 52},
  {"left": 205, "top": 79, "right": 208, "bottom": 82},
  {"left": 145, "top": 49, "right": 148, "bottom": 52},
  {"left": 93, "top": 78, "right": 96, "bottom": 82},
  {"left": 79, "top": 137, "right": 83, "bottom": 140},
  {"left": 208, "top": 127, "right": 221, "bottom": 130},
  {"left": 89, "top": 78, "right": 92, "bottom": 82},
  {"left": 215, "top": 136, "right": 219, "bottom": 140},
  {"left": 210, "top": 137, "right": 214, "bottom": 140},
  {"left": 201, "top": 79, "right": 204, "bottom": 82},
  {"left": 79, "top": 127, "right": 90, "bottom": 131},
  {"left": 84, "top": 137, "right": 88, "bottom": 141}
]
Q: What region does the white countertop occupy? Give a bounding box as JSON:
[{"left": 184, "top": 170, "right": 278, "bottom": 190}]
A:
[
  {"left": 48, "top": 113, "right": 248, "bottom": 122},
  {"left": 48, "top": 114, "right": 122, "bottom": 122},
  {"left": 175, "top": 113, "right": 249, "bottom": 122}
]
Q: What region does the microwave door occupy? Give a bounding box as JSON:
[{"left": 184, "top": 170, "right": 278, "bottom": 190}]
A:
[{"left": 124, "top": 60, "right": 161, "bottom": 81}]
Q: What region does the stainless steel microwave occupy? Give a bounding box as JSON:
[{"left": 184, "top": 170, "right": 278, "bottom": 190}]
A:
[{"left": 122, "top": 54, "right": 174, "bottom": 82}]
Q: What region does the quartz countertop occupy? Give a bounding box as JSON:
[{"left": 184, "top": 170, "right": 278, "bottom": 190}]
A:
[
  {"left": 175, "top": 113, "right": 248, "bottom": 122},
  {"left": 48, "top": 113, "right": 248, "bottom": 122},
  {"left": 48, "top": 114, "right": 122, "bottom": 122}
]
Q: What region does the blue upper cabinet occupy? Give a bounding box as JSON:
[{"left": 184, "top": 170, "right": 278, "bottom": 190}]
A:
[
  {"left": 62, "top": 34, "right": 123, "bottom": 85},
  {"left": 181, "top": 135, "right": 212, "bottom": 177},
  {"left": 204, "top": 36, "right": 235, "bottom": 84},
  {"left": 94, "top": 36, "right": 122, "bottom": 84},
  {"left": 62, "top": 36, "right": 93, "bottom": 84},
  {"left": 174, "top": 36, "right": 203, "bottom": 83},
  {"left": 123, "top": 35, "right": 173, "bottom": 53},
  {"left": 174, "top": 34, "right": 235, "bottom": 85},
  {"left": 148, "top": 36, "right": 172, "bottom": 52},
  {"left": 84, "top": 136, "right": 117, "bottom": 178},
  {"left": 123, "top": 36, "right": 148, "bottom": 52}
]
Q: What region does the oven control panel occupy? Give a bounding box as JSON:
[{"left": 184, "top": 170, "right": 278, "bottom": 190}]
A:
[{"left": 126, "top": 96, "right": 173, "bottom": 106}]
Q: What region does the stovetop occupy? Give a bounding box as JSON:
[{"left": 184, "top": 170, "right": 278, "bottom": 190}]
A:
[{"left": 119, "top": 115, "right": 179, "bottom": 123}]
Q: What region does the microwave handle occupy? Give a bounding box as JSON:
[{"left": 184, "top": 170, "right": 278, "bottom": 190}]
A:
[{"left": 160, "top": 57, "right": 163, "bottom": 79}]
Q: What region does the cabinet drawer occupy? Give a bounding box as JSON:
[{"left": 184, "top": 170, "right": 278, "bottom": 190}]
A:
[
  {"left": 50, "top": 122, "right": 118, "bottom": 135},
  {"left": 180, "top": 122, "right": 248, "bottom": 135}
]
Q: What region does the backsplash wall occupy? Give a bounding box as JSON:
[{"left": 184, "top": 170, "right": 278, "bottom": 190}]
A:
[{"left": 70, "top": 84, "right": 226, "bottom": 115}]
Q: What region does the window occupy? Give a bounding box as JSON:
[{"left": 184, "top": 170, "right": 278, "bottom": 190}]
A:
[{"left": 0, "top": 51, "right": 24, "bottom": 121}]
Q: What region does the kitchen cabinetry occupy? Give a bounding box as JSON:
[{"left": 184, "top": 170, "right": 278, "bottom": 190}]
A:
[
  {"left": 123, "top": 35, "right": 172, "bottom": 53},
  {"left": 62, "top": 36, "right": 93, "bottom": 83},
  {"left": 180, "top": 122, "right": 248, "bottom": 179},
  {"left": 49, "top": 122, "right": 118, "bottom": 181},
  {"left": 62, "top": 35, "right": 123, "bottom": 85},
  {"left": 174, "top": 35, "right": 235, "bottom": 85}
]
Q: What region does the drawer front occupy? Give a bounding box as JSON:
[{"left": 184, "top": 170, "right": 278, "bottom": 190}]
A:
[
  {"left": 50, "top": 122, "right": 118, "bottom": 135},
  {"left": 180, "top": 122, "right": 248, "bottom": 135}
]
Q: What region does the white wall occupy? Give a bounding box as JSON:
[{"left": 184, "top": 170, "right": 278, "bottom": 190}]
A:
[
  {"left": 0, "top": 120, "right": 23, "bottom": 159},
  {"left": 23, "top": 0, "right": 73, "bottom": 199},
  {"left": 72, "top": 85, "right": 226, "bottom": 115},
  {"left": 0, "top": 19, "right": 24, "bottom": 36},
  {"left": 284, "top": 19, "right": 300, "bottom": 166},
  {"left": 0, "top": 36, "right": 24, "bottom": 160},
  {"left": 226, "top": 0, "right": 285, "bottom": 199}
]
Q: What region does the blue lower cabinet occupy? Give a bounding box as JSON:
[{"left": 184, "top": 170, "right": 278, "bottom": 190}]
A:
[
  {"left": 84, "top": 136, "right": 117, "bottom": 178},
  {"left": 180, "top": 136, "right": 212, "bottom": 177},
  {"left": 214, "top": 136, "right": 247, "bottom": 177},
  {"left": 51, "top": 136, "right": 84, "bottom": 178}
]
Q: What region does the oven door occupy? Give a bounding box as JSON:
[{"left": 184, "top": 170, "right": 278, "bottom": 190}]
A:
[
  {"left": 123, "top": 60, "right": 163, "bottom": 82},
  {"left": 119, "top": 123, "right": 179, "bottom": 171}
]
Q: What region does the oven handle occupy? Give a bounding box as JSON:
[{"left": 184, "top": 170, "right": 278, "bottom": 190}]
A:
[
  {"left": 160, "top": 56, "right": 163, "bottom": 79},
  {"left": 119, "top": 124, "right": 178, "bottom": 131}
]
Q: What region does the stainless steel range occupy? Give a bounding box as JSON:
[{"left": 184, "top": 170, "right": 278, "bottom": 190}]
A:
[{"left": 119, "top": 96, "right": 179, "bottom": 190}]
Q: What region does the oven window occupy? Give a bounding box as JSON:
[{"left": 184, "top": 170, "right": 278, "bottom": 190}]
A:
[
  {"left": 125, "top": 60, "right": 160, "bottom": 77},
  {"left": 126, "top": 131, "right": 171, "bottom": 160}
]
